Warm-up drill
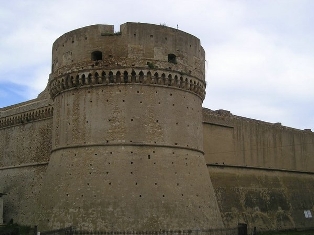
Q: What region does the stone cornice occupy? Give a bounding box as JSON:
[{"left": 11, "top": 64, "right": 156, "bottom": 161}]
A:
[
  {"left": 49, "top": 67, "right": 206, "bottom": 100},
  {"left": 0, "top": 105, "right": 53, "bottom": 129}
]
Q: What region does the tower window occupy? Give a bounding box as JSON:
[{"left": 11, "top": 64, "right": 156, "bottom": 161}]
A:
[
  {"left": 91, "top": 51, "right": 102, "bottom": 61},
  {"left": 168, "top": 54, "right": 177, "bottom": 64}
]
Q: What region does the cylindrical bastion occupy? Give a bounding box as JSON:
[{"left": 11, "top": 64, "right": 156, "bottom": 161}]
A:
[{"left": 38, "top": 22, "right": 223, "bottom": 231}]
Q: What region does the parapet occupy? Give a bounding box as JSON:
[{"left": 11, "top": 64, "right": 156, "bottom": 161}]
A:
[
  {"left": 51, "top": 22, "right": 205, "bottom": 81},
  {"left": 203, "top": 108, "right": 314, "bottom": 133}
]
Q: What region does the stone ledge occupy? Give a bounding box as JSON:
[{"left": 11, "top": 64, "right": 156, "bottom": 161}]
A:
[
  {"left": 0, "top": 106, "right": 53, "bottom": 129},
  {"left": 49, "top": 69, "right": 206, "bottom": 100}
]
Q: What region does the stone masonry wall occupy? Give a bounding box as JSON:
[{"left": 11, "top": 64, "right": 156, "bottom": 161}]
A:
[
  {"left": 37, "top": 23, "right": 223, "bottom": 231},
  {"left": 0, "top": 98, "right": 53, "bottom": 225},
  {"left": 203, "top": 108, "right": 314, "bottom": 172},
  {"left": 208, "top": 166, "right": 314, "bottom": 233},
  {"left": 203, "top": 108, "right": 314, "bottom": 232},
  {"left": 1, "top": 22, "right": 314, "bottom": 233}
]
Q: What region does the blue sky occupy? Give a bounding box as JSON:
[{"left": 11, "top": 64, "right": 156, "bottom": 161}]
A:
[{"left": 1, "top": 0, "right": 314, "bottom": 130}]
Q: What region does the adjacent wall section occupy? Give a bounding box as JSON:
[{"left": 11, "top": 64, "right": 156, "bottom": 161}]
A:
[
  {"left": 203, "top": 108, "right": 314, "bottom": 171},
  {"left": 0, "top": 97, "right": 53, "bottom": 225},
  {"left": 203, "top": 108, "right": 314, "bottom": 232}
]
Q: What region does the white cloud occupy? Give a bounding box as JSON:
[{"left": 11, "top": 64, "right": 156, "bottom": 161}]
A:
[{"left": 202, "top": 1, "right": 314, "bottom": 130}]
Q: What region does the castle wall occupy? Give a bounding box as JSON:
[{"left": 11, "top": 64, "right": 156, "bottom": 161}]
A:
[
  {"left": 208, "top": 167, "right": 314, "bottom": 232},
  {"left": 0, "top": 98, "right": 53, "bottom": 225},
  {"left": 203, "top": 108, "right": 314, "bottom": 232},
  {"left": 1, "top": 22, "right": 313, "bottom": 233},
  {"left": 203, "top": 108, "right": 314, "bottom": 171}
]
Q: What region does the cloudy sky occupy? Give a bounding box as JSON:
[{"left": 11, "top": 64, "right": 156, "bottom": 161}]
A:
[{"left": 1, "top": 0, "right": 313, "bottom": 130}]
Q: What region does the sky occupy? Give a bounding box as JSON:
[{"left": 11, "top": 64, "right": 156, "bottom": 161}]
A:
[{"left": 0, "top": 0, "right": 313, "bottom": 130}]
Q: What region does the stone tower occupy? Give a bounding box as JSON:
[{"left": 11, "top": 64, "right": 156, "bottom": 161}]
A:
[{"left": 38, "top": 23, "right": 223, "bottom": 231}]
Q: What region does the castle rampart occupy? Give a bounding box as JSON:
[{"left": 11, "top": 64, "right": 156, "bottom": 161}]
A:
[
  {"left": 203, "top": 108, "right": 314, "bottom": 172},
  {"left": 203, "top": 108, "right": 314, "bottom": 232},
  {"left": 0, "top": 101, "right": 52, "bottom": 226}
]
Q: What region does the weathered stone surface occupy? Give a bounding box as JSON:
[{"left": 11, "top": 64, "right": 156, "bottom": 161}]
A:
[
  {"left": 37, "top": 23, "right": 222, "bottom": 231},
  {"left": 203, "top": 108, "right": 314, "bottom": 233},
  {"left": 208, "top": 167, "right": 314, "bottom": 233},
  {"left": 203, "top": 108, "right": 314, "bottom": 172},
  {"left": 1, "top": 22, "right": 314, "bottom": 233}
]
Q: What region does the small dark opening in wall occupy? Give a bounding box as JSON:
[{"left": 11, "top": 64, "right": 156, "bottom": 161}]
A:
[
  {"left": 168, "top": 54, "right": 177, "bottom": 64},
  {"left": 91, "top": 51, "right": 102, "bottom": 61}
]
